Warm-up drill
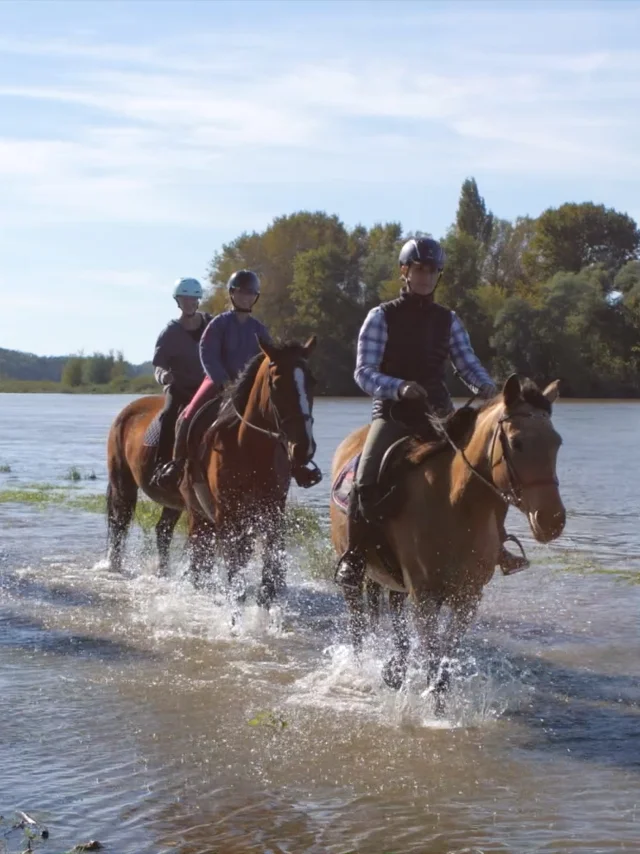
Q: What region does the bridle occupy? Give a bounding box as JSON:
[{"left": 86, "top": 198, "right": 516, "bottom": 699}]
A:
[
  {"left": 230, "top": 358, "right": 316, "bottom": 466},
  {"left": 428, "top": 407, "right": 559, "bottom": 509}
]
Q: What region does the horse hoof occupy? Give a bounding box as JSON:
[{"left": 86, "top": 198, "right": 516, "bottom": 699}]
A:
[
  {"left": 256, "top": 581, "right": 275, "bottom": 609},
  {"left": 382, "top": 656, "right": 406, "bottom": 691},
  {"left": 433, "top": 694, "right": 447, "bottom": 719}
]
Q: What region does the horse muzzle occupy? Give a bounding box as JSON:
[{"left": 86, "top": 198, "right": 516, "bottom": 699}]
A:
[
  {"left": 290, "top": 439, "right": 316, "bottom": 467},
  {"left": 527, "top": 505, "right": 566, "bottom": 543}
]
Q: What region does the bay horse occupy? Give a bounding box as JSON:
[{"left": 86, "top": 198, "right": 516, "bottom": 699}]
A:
[
  {"left": 330, "top": 374, "right": 566, "bottom": 713},
  {"left": 179, "top": 337, "right": 318, "bottom": 606},
  {"left": 107, "top": 398, "right": 184, "bottom": 576},
  {"left": 106, "top": 336, "right": 317, "bottom": 600}
]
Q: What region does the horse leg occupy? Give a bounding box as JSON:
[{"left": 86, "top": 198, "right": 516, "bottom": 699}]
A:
[
  {"left": 106, "top": 473, "right": 137, "bottom": 573},
  {"left": 343, "top": 582, "right": 367, "bottom": 655},
  {"left": 257, "top": 505, "right": 286, "bottom": 609},
  {"left": 186, "top": 511, "right": 216, "bottom": 588},
  {"left": 366, "top": 578, "right": 382, "bottom": 634},
  {"left": 438, "top": 596, "right": 481, "bottom": 688},
  {"left": 155, "top": 506, "right": 181, "bottom": 577},
  {"left": 414, "top": 594, "right": 452, "bottom": 716},
  {"left": 382, "top": 590, "right": 409, "bottom": 690},
  {"left": 218, "top": 517, "right": 252, "bottom": 602}
]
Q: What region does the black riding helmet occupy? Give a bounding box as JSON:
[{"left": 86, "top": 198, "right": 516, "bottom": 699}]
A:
[
  {"left": 227, "top": 269, "right": 260, "bottom": 312},
  {"left": 227, "top": 269, "right": 261, "bottom": 294},
  {"left": 398, "top": 237, "right": 446, "bottom": 271}
]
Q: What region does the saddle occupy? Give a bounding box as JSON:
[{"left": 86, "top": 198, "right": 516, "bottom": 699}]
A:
[
  {"left": 142, "top": 407, "right": 164, "bottom": 448},
  {"left": 332, "top": 406, "right": 479, "bottom": 584},
  {"left": 183, "top": 395, "right": 225, "bottom": 474},
  {"left": 331, "top": 405, "right": 479, "bottom": 516}
]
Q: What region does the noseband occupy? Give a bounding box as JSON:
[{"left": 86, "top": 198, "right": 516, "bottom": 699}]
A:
[{"left": 489, "top": 413, "right": 560, "bottom": 508}]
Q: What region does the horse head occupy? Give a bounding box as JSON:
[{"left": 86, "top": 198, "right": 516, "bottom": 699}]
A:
[
  {"left": 257, "top": 336, "right": 318, "bottom": 467},
  {"left": 480, "top": 374, "right": 565, "bottom": 543}
]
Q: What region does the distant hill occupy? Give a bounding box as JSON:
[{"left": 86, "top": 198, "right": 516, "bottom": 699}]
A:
[{"left": 0, "top": 348, "right": 152, "bottom": 381}]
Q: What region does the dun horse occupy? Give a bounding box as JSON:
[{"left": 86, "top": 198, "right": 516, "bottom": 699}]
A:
[
  {"left": 106, "top": 337, "right": 317, "bottom": 605},
  {"left": 330, "top": 374, "right": 566, "bottom": 711}
]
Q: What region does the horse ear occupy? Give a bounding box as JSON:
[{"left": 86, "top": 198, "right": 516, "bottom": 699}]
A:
[
  {"left": 302, "top": 335, "right": 317, "bottom": 357},
  {"left": 502, "top": 373, "right": 521, "bottom": 408},
  {"left": 543, "top": 379, "right": 561, "bottom": 403},
  {"left": 257, "top": 335, "right": 276, "bottom": 361}
]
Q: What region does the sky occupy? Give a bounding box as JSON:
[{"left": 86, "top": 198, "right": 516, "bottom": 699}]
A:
[{"left": 0, "top": 0, "right": 639, "bottom": 363}]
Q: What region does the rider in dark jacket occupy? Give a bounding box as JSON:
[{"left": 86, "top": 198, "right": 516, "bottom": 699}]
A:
[{"left": 150, "top": 277, "right": 212, "bottom": 485}]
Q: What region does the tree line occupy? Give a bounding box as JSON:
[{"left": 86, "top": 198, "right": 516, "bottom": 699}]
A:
[
  {"left": 59, "top": 351, "right": 155, "bottom": 392},
  {"left": 202, "top": 180, "right": 640, "bottom": 398}
]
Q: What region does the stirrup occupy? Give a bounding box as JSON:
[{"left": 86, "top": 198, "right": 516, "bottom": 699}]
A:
[
  {"left": 334, "top": 550, "right": 366, "bottom": 590},
  {"left": 500, "top": 534, "right": 530, "bottom": 576},
  {"left": 151, "top": 459, "right": 184, "bottom": 489}
]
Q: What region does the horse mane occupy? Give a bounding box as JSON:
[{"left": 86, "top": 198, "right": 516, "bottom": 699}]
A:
[
  {"left": 517, "top": 378, "right": 553, "bottom": 414},
  {"left": 405, "top": 405, "right": 480, "bottom": 466},
  {"left": 214, "top": 339, "right": 311, "bottom": 431},
  {"left": 476, "top": 377, "right": 552, "bottom": 416},
  {"left": 214, "top": 352, "right": 266, "bottom": 431},
  {"left": 405, "top": 378, "right": 551, "bottom": 467}
]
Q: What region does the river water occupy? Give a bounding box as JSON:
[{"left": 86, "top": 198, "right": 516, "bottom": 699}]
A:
[{"left": 0, "top": 394, "right": 639, "bottom": 854}]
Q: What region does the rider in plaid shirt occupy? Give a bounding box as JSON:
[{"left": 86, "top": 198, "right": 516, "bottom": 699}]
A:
[
  {"left": 335, "top": 236, "right": 529, "bottom": 592},
  {"left": 355, "top": 303, "right": 494, "bottom": 405}
]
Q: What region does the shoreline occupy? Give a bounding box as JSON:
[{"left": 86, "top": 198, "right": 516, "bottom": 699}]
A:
[{"left": 2, "top": 381, "right": 640, "bottom": 401}]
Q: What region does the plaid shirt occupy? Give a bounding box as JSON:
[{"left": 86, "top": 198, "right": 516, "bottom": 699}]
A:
[{"left": 354, "top": 305, "right": 495, "bottom": 401}]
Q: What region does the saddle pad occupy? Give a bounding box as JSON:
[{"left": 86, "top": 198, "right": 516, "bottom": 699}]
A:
[
  {"left": 143, "top": 412, "right": 162, "bottom": 448},
  {"left": 331, "top": 453, "right": 361, "bottom": 513}
]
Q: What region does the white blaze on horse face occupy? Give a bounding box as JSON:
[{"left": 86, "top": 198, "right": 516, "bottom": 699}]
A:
[{"left": 294, "top": 366, "right": 313, "bottom": 448}]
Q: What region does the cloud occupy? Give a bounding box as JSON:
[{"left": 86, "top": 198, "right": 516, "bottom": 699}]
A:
[{"left": 0, "top": 17, "right": 639, "bottom": 227}]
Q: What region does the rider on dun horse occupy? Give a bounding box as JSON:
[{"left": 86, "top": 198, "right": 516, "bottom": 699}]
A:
[{"left": 334, "top": 236, "right": 530, "bottom": 594}]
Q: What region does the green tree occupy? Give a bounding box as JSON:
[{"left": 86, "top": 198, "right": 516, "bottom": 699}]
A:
[
  {"left": 62, "top": 355, "right": 84, "bottom": 387},
  {"left": 83, "top": 351, "right": 114, "bottom": 385},
  {"left": 439, "top": 230, "right": 494, "bottom": 364},
  {"left": 525, "top": 202, "right": 640, "bottom": 282},
  {"left": 483, "top": 216, "right": 536, "bottom": 295},
  {"left": 492, "top": 297, "right": 549, "bottom": 382},
  {"left": 360, "top": 222, "right": 402, "bottom": 305},
  {"left": 456, "top": 177, "right": 494, "bottom": 246},
  {"left": 110, "top": 350, "right": 127, "bottom": 382},
  {"left": 206, "top": 211, "right": 351, "bottom": 341},
  {"left": 614, "top": 259, "right": 640, "bottom": 294},
  {"left": 290, "top": 245, "right": 360, "bottom": 394}
]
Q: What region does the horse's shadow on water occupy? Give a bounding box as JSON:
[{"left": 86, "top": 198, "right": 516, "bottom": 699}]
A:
[
  {"left": 436, "top": 622, "right": 640, "bottom": 773},
  {"left": 268, "top": 584, "right": 640, "bottom": 772},
  {"left": 491, "top": 644, "right": 640, "bottom": 772},
  {"left": 0, "top": 609, "right": 156, "bottom": 663},
  {"left": 0, "top": 571, "right": 119, "bottom": 610}
]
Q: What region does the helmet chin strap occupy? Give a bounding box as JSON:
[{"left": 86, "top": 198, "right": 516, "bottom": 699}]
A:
[
  {"left": 403, "top": 269, "right": 442, "bottom": 295},
  {"left": 175, "top": 297, "right": 200, "bottom": 316},
  {"left": 230, "top": 292, "right": 259, "bottom": 313}
]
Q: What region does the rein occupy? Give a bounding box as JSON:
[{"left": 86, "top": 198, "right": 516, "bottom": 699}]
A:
[{"left": 427, "top": 407, "right": 559, "bottom": 508}]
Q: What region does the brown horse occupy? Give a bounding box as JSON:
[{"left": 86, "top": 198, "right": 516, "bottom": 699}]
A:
[
  {"left": 179, "top": 337, "right": 318, "bottom": 606},
  {"left": 106, "top": 395, "right": 184, "bottom": 576},
  {"left": 106, "top": 336, "right": 318, "bottom": 603},
  {"left": 330, "top": 374, "right": 566, "bottom": 711}
]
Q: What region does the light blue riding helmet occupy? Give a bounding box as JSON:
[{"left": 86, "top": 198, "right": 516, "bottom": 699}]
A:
[{"left": 172, "top": 277, "right": 203, "bottom": 299}]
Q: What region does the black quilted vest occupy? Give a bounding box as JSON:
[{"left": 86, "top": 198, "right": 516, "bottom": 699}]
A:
[{"left": 372, "top": 291, "right": 453, "bottom": 423}]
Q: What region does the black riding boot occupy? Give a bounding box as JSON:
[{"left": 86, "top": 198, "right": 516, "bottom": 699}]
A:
[
  {"left": 151, "top": 416, "right": 189, "bottom": 490},
  {"left": 334, "top": 484, "right": 380, "bottom": 591}
]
